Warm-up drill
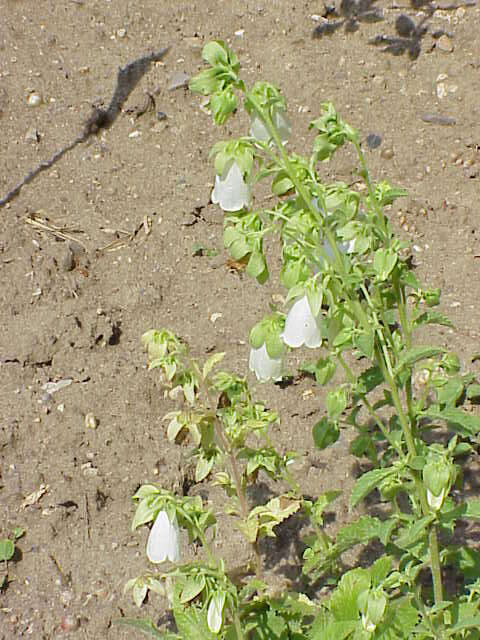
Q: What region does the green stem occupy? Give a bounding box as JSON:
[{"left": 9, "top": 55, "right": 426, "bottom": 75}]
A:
[
  {"left": 337, "top": 353, "right": 403, "bottom": 457},
  {"left": 233, "top": 612, "right": 245, "bottom": 640},
  {"left": 192, "top": 359, "right": 263, "bottom": 578},
  {"left": 377, "top": 353, "right": 443, "bottom": 604},
  {"left": 351, "top": 138, "right": 388, "bottom": 239}
]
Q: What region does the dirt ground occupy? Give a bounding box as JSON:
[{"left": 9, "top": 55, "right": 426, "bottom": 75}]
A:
[{"left": 1, "top": 0, "right": 480, "bottom": 637}]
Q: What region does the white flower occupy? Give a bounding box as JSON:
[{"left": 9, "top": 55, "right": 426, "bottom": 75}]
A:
[
  {"left": 249, "top": 343, "right": 283, "bottom": 382},
  {"left": 282, "top": 295, "right": 322, "bottom": 349},
  {"left": 322, "top": 237, "right": 356, "bottom": 262},
  {"left": 211, "top": 160, "right": 250, "bottom": 212},
  {"left": 250, "top": 106, "right": 291, "bottom": 145},
  {"left": 207, "top": 592, "right": 226, "bottom": 634},
  {"left": 427, "top": 488, "right": 445, "bottom": 511},
  {"left": 146, "top": 511, "right": 180, "bottom": 564}
]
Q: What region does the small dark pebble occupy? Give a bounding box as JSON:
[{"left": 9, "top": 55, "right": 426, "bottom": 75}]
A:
[
  {"left": 366, "top": 133, "right": 382, "bottom": 149},
  {"left": 421, "top": 113, "right": 456, "bottom": 126},
  {"left": 156, "top": 111, "right": 167, "bottom": 121}
]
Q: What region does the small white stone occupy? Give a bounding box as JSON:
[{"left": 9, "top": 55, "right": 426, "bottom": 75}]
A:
[
  {"left": 129, "top": 130, "right": 141, "bottom": 138},
  {"left": 436, "top": 82, "right": 447, "bottom": 99},
  {"left": 234, "top": 29, "right": 245, "bottom": 37},
  {"left": 210, "top": 312, "right": 222, "bottom": 323},
  {"left": 85, "top": 413, "right": 98, "bottom": 429},
  {"left": 117, "top": 28, "right": 127, "bottom": 38},
  {"left": 27, "top": 92, "right": 42, "bottom": 107}
]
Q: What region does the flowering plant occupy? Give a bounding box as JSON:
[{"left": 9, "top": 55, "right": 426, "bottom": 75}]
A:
[{"left": 120, "top": 41, "right": 480, "bottom": 639}]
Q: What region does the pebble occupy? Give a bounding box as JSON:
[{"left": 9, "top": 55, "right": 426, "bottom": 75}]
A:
[
  {"left": 436, "top": 83, "right": 447, "bottom": 99},
  {"left": 421, "top": 113, "right": 456, "bottom": 126},
  {"left": 436, "top": 34, "right": 454, "bottom": 53},
  {"left": 380, "top": 147, "right": 394, "bottom": 160},
  {"left": 61, "top": 247, "right": 75, "bottom": 272},
  {"left": 27, "top": 92, "right": 42, "bottom": 107},
  {"left": 366, "top": 133, "right": 382, "bottom": 149},
  {"left": 168, "top": 72, "right": 190, "bottom": 91},
  {"left": 59, "top": 616, "right": 80, "bottom": 632},
  {"left": 116, "top": 28, "right": 127, "bottom": 38},
  {"left": 85, "top": 413, "right": 98, "bottom": 429}
]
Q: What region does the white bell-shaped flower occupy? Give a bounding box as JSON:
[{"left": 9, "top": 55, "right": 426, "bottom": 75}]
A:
[
  {"left": 211, "top": 160, "right": 250, "bottom": 212},
  {"left": 282, "top": 295, "right": 322, "bottom": 349},
  {"left": 146, "top": 511, "right": 180, "bottom": 564},
  {"left": 249, "top": 343, "right": 283, "bottom": 382},
  {"left": 250, "top": 106, "right": 291, "bottom": 146},
  {"left": 207, "top": 592, "right": 226, "bottom": 634}
]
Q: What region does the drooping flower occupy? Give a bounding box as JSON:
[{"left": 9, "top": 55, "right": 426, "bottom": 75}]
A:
[
  {"left": 249, "top": 343, "right": 283, "bottom": 382},
  {"left": 250, "top": 105, "right": 291, "bottom": 146},
  {"left": 211, "top": 160, "right": 250, "bottom": 212},
  {"left": 282, "top": 295, "right": 322, "bottom": 349},
  {"left": 146, "top": 511, "right": 180, "bottom": 564},
  {"left": 207, "top": 591, "right": 226, "bottom": 634}
]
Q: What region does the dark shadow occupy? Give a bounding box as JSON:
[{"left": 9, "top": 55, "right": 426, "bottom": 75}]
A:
[
  {"left": 313, "top": 0, "right": 471, "bottom": 61},
  {"left": 313, "top": 0, "right": 384, "bottom": 39},
  {"left": 0, "top": 47, "right": 169, "bottom": 208}
]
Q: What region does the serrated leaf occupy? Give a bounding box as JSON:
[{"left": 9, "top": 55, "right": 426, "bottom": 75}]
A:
[
  {"left": 395, "top": 515, "right": 435, "bottom": 548},
  {"left": 395, "top": 346, "right": 445, "bottom": 374},
  {"left": 422, "top": 407, "right": 480, "bottom": 437},
  {"left": 350, "top": 468, "right": 397, "bottom": 508},
  {"left": 336, "top": 516, "right": 395, "bottom": 550},
  {"left": 174, "top": 605, "right": 217, "bottom": 640},
  {"left": 330, "top": 568, "right": 370, "bottom": 621},
  {"left": 414, "top": 311, "right": 453, "bottom": 329},
  {"left": 202, "top": 352, "right": 225, "bottom": 379}
]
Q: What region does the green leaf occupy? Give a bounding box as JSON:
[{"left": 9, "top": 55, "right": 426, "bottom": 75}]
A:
[
  {"left": 446, "top": 616, "right": 480, "bottom": 635},
  {"left": 12, "top": 527, "right": 25, "bottom": 541},
  {"left": 467, "top": 383, "right": 480, "bottom": 400},
  {"left": 0, "top": 539, "right": 15, "bottom": 562},
  {"left": 174, "top": 605, "right": 217, "bottom": 640},
  {"left": 355, "top": 329, "right": 375, "bottom": 359},
  {"left": 395, "top": 346, "right": 445, "bottom": 374},
  {"left": 353, "top": 366, "right": 383, "bottom": 396},
  {"left": 247, "top": 251, "right": 268, "bottom": 281},
  {"left": 336, "top": 516, "right": 396, "bottom": 549},
  {"left": 422, "top": 406, "right": 480, "bottom": 437},
  {"left": 330, "top": 568, "right": 370, "bottom": 621},
  {"left": 464, "top": 499, "right": 480, "bottom": 519},
  {"left": 434, "top": 377, "right": 464, "bottom": 407},
  {"left": 195, "top": 455, "right": 214, "bottom": 482},
  {"left": 202, "top": 353, "right": 225, "bottom": 379},
  {"left": 300, "top": 358, "right": 336, "bottom": 386},
  {"left": 373, "top": 248, "right": 398, "bottom": 280},
  {"left": 413, "top": 311, "right": 453, "bottom": 329},
  {"left": 350, "top": 468, "right": 397, "bottom": 508},
  {"left": 114, "top": 617, "right": 178, "bottom": 639},
  {"left": 395, "top": 515, "right": 435, "bottom": 548},
  {"left": 272, "top": 172, "right": 294, "bottom": 195},
  {"left": 180, "top": 576, "right": 206, "bottom": 604},
  {"left": 326, "top": 389, "right": 347, "bottom": 420},
  {"left": 312, "top": 417, "right": 339, "bottom": 449}
]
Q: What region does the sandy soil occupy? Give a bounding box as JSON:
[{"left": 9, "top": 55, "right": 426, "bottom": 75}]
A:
[{"left": 1, "top": 0, "right": 479, "bottom": 637}]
